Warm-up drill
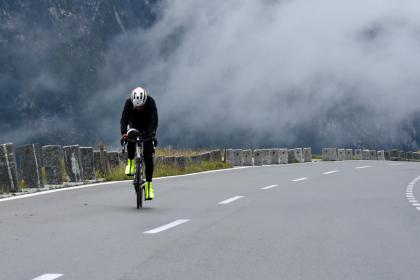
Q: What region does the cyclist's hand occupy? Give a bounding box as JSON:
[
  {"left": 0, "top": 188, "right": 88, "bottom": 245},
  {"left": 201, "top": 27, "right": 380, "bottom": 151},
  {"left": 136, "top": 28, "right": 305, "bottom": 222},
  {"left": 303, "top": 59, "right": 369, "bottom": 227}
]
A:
[{"left": 120, "top": 134, "right": 128, "bottom": 145}]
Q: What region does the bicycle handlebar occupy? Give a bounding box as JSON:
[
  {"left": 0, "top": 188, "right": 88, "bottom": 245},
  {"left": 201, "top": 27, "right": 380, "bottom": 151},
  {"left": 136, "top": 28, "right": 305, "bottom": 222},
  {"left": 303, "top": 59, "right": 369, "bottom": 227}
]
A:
[{"left": 121, "top": 135, "right": 155, "bottom": 154}]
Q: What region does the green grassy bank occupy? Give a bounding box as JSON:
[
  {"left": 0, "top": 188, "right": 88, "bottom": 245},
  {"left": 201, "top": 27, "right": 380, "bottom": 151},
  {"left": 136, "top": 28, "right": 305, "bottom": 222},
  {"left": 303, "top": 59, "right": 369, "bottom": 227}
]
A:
[{"left": 102, "top": 160, "right": 231, "bottom": 182}]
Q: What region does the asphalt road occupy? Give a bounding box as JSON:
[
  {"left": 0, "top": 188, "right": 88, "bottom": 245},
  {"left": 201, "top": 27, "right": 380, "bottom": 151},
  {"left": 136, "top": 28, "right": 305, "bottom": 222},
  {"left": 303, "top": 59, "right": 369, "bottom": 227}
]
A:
[{"left": 1, "top": 160, "right": 420, "bottom": 280}]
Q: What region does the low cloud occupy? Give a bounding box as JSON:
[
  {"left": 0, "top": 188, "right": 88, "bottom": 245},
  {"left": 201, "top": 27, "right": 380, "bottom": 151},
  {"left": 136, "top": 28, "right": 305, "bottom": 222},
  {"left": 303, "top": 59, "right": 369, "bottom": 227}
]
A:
[{"left": 2, "top": 0, "right": 420, "bottom": 151}]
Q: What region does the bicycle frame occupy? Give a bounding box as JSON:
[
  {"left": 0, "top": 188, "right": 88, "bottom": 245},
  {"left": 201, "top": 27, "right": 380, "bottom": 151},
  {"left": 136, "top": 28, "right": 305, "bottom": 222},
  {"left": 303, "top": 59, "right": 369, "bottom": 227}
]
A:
[{"left": 134, "top": 136, "right": 144, "bottom": 188}]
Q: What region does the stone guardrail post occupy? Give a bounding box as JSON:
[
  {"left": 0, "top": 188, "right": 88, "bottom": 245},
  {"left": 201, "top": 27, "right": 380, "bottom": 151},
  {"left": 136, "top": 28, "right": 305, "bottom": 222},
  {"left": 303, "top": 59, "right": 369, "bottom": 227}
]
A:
[
  {"left": 279, "top": 149, "right": 288, "bottom": 164},
  {"left": 93, "top": 151, "right": 100, "bottom": 174},
  {"left": 345, "top": 149, "right": 353, "bottom": 160},
  {"left": 261, "top": 149, "right": 271, "bottom": 165},
  {"left": 119, "top": 150, "right": 128, "bottom": 164},
  {"left": 0, "top": 143, "right": 19, "bottom": 193},
  {"left": 303, "top": 148, "right": 312, "bottom": 162},
  {"left": 407, "top": 152, "right": 413, "bottom": 161},
  {"left": 18, "top": 144, "right": 44, "bottom": 189},
  {"left": 199, "top": 152, "right": 211, "bottom": 162},
  {"left": 175, "top": 156, "right": 188, "bottom": 170},
  {"left": 80, "top": 147, "right": 96, "bottom": 180},
  {"left": 399, "top": 151, "right": 407, "bottom": 161},
  {"left": 337, "top": 149, "right": 345, "bottom": 161},
  {"left": 253, "top": 149, "right": 263, "bottom": 166},
  {"left": 377, "top": 150, "right": 385, "bottom": 161},
  {"left": 354, "top": 149, "right": 362, "bottom": 160},
  {"left": 94, "top": 145, "right": 109, "bottom": 176},
  {"left": 369, "top": 150, "right": 377, "bottom": 160},
  {"left": 322, "top": 148, "right": 329, "bottom": 161},
  {"left": 387, "top": 151, "right": 392, "bottom": 160},
  {"left": 42, "top": 145, "right": 63, "bottom": 185},
  {"left": 107, "top": 151, "right": 120, "bottom": 169},
  {"left": 164, "top": 156, "right": 176, "bottom": 167},
  {"left": 190, "top": 155, "right": 202, "bottom": 165},
  {"left": 243, "top": 150, "right": 253, "bottom": 166},
  {"left": 270, "top": 149, "right": 280, "bottom": 164},
  {"left": 288, "top": 149, "right": 298, "bottom": 163},
  {"left": 224, "top": 149, "right": 234, "bottom": 165},
  {"left": 233, "top": 149, "right": 243, "bottom": 166},
  {"left": 154, "top": 156, "right": 164, "bottom": 166},
  {"left": 329, "top": 148, "right": 338, "bottom": 161},
  {"left": 322, "top": 148, "right": 338, "bottom": 161},
  {"left": 63, "top": 145, "right": 83, "bottom": 182},
  {"left": 362, "top": 149, "right": 370, "bottom": 160},
  {"left": 390, "top": 149, "right": 399, "bottom": 161},
  {"left": 210, "top": 150, "right": 222, "bottom": 162},
  {"left": 295, "top": 148, "right": 303, "bottom": 163}
]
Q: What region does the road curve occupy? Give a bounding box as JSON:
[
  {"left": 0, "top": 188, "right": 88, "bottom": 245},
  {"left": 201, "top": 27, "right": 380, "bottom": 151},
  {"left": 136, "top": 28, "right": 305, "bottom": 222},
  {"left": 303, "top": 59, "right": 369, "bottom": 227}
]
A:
[{"left": 1, "top": 160, "right": 420, "bottom": 280}]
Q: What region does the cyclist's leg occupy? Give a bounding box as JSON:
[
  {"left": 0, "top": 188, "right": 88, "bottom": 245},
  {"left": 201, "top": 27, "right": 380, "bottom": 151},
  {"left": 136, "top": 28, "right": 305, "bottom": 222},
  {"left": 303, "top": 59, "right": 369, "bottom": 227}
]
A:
[
  {"left": 125, "top": 142, "right": 136, "bottom": 175},
  {"left": 143, "top": 139, "right": 155, "bottom": 199}
]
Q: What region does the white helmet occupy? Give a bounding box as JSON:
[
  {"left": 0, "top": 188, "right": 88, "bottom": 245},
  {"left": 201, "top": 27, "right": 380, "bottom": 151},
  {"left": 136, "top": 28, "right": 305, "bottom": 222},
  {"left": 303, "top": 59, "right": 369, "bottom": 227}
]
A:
[{"left": 131, "top": 87, "right": 148, "bottom": 107}]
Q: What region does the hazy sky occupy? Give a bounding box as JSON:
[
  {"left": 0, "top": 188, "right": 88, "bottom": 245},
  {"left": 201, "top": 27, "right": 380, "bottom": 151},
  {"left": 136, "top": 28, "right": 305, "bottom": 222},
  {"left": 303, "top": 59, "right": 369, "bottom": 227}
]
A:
[
  {"left": 2, "top": 0, "right": 420, "bottom": 150},
  {"left": 91, "top": 0, "right": 420, "bottom": 150}
]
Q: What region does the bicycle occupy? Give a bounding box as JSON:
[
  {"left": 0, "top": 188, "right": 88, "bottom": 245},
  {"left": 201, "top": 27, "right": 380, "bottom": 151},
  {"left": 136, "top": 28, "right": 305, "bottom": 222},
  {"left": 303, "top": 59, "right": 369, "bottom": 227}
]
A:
[{"left": 122, "top": 128, "right": 153, "bottom": 209}]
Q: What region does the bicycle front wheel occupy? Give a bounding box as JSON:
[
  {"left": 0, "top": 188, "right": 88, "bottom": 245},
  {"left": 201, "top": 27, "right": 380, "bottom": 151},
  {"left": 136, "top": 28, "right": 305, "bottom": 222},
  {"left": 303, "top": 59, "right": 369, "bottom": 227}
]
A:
[
  {"left": 135, "top": 159, "right": 143, "bottom": 209},
  {"left": 137, "top": 184, "right": 142, "bottom": 208}
]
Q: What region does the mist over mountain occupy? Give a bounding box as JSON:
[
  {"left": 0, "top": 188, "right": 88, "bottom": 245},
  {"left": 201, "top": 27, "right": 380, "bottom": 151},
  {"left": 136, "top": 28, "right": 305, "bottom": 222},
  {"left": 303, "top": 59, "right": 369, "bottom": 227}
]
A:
[
  {"left": 0, "top": 0, "right": 159, "bottom": 146},
  {"left": 1, "top": 0, "right": 420, "bottom": 151}
]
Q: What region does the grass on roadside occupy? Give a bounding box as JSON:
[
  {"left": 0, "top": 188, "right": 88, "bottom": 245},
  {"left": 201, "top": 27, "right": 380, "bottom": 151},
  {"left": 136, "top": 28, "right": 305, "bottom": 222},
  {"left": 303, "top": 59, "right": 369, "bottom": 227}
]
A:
[
  {"left": 155, "top": 161, "right": 231, "bottom": 177},
  {"left": 312, "top": 154, "right": 322, "bottom": 160},
  {"left": 155, "top": 147, "right": 205, "bottom": 157},
  {"left": 102, "top": 161, "right": 231, "bottom": 182},
  {"left": 100, "top": 165, "right": 132, "bottom": 181}
]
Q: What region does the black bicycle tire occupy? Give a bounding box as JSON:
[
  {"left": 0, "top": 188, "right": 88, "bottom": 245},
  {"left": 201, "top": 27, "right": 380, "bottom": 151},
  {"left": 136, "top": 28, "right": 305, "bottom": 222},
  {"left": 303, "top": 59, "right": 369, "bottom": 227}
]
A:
[{"left": 136, "top": 158, "right": 143, "bottom": 208}]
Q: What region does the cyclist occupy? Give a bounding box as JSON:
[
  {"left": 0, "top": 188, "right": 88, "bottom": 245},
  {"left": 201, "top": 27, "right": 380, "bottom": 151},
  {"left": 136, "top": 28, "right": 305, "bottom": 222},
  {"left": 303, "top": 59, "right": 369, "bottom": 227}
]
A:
[{"left": 120, "top": 86, "right": 158, "bottom": 200}]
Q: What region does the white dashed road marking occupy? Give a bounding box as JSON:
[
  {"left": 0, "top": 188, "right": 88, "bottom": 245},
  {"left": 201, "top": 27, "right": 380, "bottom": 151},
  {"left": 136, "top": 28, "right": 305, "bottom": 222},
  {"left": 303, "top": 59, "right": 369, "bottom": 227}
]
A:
[
  {"left": 322, "top": 170, "right": 339, "bottom": 175},
  {"left": 292, "top": 177, "right": 308, "bottom": 182},
  {"left": 355, "top": 165, "right": 372, "bottom": 169},
  {"left": 218, "top": 196, "right": 244, "bottom": 205},
  {"left": 261, "top": 184, "right": 278, "bottom": 190},
  {"left": 388, "top": 163, "right": 402, "bottom": 166},
  {"left": 144, "top": 219, "right": 190, "bottom": 234},
  {"left": 32, "top": 274, "right": 63, "bottom": 280}
]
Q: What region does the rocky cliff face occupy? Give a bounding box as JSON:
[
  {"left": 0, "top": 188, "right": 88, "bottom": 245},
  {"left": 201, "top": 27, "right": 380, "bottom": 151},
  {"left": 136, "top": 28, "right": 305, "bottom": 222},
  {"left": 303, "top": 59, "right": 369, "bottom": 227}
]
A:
[{"left": 0, "top": 0, "right": 159, "bottom": 145}]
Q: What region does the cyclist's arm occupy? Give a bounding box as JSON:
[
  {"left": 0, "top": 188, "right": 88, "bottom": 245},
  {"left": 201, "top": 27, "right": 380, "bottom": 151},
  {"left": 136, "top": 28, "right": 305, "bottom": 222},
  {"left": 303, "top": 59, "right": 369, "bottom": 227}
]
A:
[
  {"left": 120, "top": 99, "right": 132, "bottom": 135},
  {"left": 146, "top": 97, "right": 158, "bottom": 137}
]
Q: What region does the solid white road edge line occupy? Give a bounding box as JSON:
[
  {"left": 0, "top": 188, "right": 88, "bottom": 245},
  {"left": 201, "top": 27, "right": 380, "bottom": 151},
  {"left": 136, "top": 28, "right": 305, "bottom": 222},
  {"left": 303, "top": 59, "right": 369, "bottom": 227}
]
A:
[
  {"left": 322, "top": 170, "right": 339, "bottom": 175},
  {"left": 32, "top": 274, "right": 63, "bottom": 280},
  {"left": 292, "top": 177, "right": 308, "bottom": 182},
  {"left": 144, "top": 219, "right": 190, "bottom": 234},
  {"left": 0, "top": 166, "right": 256, "bottom": 203},
  {"left": 218, "top": 196, "right": 244, "bottom": 205},
  {"left": 261, "top": 184, "right": 278, "bottom": 190}
]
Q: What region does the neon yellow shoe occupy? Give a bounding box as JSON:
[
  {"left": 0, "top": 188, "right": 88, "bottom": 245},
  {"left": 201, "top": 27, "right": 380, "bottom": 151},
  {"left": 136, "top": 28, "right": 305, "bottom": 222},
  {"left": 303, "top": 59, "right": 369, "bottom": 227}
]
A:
[
  {"left": 145, "top": 181, "right": 154, "bottom": 200},
  {"left": 125, "top": 159, "right": 135, "bottom": 175}
]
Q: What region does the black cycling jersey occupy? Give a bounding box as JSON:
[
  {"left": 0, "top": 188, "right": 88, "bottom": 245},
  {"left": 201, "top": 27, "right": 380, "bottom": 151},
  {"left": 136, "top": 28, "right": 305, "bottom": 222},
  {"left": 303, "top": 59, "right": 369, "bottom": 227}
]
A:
[{"left": 120, "top": 96, "right": 158, "bottom": 136}]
